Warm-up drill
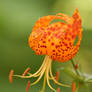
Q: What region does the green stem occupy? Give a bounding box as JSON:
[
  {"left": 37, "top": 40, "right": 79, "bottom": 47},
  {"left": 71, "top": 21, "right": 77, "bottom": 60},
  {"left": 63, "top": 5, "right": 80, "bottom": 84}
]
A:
[{"left": 71, "top": 59, "right": 80, "bottom": 76}]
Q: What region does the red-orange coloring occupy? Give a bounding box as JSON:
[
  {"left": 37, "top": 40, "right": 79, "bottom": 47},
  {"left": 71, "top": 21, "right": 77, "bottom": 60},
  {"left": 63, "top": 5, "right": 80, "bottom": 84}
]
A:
[
  {"left": 75, "top": 64, "right": 79, "bottom": 70},
  {"left": 29, "top": 8, "right": 83, "bottom": 62},
  {"left": 72, "top": 82, "right": 76, "bottom": 92},
  {"left": 55, "top": 71, "right": 59, "bottom": 84},
  {"left": 26, "top": 81, "right": 30, "bottom": 92},
  {"left": 57, "top": 87, "right": 60, "bottom": 92},
  {"left": 22, "top": 67, "right": 31, "bottom": 76},
  {"left": 9, "top": 70, "right": 14, "bottom": 83}
]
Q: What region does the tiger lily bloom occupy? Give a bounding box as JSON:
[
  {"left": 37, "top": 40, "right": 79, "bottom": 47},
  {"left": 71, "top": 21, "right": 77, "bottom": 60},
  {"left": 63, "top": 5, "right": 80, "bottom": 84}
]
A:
[{"left": 9, "top": 8, "right": 83, "bottom": 92}]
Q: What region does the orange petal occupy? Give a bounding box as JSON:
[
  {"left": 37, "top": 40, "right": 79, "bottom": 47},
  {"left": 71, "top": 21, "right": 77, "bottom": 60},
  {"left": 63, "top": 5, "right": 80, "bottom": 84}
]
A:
[
  {"left": 72, "top": 8, "right": 81, "bottom": 22},
  {"left": 72, "top": 82, "right": 76, "bottom": 92},
  {"left": 32, "top": 15, "right": 55, "bottom": 32},
  {"left": 9, "top": 70, "right": 14, "bottom": 83},
  {"left": 26, "top": 81, "right": 30, "bottom": 92},
  {"left": 22, "top": 67, "right": 31, "bottom": 76},
  {"left": 32, "top": 14, "right": 71, "bottom": 32},
  {"left": 29, "top": 8, "right": 83, "bottom": 62}
]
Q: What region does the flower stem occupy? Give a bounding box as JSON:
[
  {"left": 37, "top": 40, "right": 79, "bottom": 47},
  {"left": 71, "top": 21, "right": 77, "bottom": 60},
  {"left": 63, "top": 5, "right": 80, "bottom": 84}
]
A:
[{"left": 71, "top": 59, "right": 80, "bottom": 76}]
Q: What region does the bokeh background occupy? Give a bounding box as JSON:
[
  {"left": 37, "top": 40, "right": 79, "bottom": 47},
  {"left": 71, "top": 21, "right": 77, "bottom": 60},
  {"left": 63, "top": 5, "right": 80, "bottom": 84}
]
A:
[{"left": 0, "top": 0, "right": 92, "bottom": 92}]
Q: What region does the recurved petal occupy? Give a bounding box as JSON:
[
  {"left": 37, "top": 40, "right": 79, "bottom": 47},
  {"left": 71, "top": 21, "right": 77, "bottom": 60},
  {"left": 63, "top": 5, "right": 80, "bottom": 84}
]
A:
[
  {"left": 32, "top": 15, "right": 56, "bottom": 32},
  {"left": 29, "top": 9, "right": 83, "bottom": 62},
  {"left": 72, "top": 8, "right": 81, "bottom": 22},
  {"left": 32, "top": 13, "right": 72, "bottom": 32}
]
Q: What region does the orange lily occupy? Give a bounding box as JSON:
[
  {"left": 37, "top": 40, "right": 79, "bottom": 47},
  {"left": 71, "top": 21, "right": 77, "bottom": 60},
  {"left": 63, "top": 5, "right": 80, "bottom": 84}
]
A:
[
  {"left": 9, "top": 8, "right": 82, "bottom": 92},
  {"left": 29, "top": 8, "right": 82, "bottom": 62}
]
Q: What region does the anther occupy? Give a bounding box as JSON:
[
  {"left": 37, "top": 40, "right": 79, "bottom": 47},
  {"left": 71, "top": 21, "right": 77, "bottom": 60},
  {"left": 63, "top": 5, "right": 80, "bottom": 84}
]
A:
[
  {"left": 75, "top": 64, "right": 78, "bottom": 70},
  {"left": 72, "top": 82, "right": 76, "bottom": 92},
  {"left": 22, "top": 67, "right": 31, "bottom": 76},
  {"left": 26, "top": 81, "right": 30, "bottom": 92},
  {"left": 55, "top": 71, "right": 59, "bottom": 84},
  {"left": 9, "top": 70, "right": 14, "bottom": 83},
  {"left": 57, "top": 87, "right": 60, "bottom": 92}
]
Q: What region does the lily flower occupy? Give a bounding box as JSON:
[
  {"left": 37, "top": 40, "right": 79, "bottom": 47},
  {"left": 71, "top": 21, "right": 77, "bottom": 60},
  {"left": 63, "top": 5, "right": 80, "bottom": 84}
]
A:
[{"left": 9, "top": 8, "right": 82, "bottom": 92}]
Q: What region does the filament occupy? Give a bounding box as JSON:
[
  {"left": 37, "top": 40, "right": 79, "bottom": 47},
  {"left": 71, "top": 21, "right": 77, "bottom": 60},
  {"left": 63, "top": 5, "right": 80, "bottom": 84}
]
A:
[
  {"left": 50, "top": 63, "right": 70, "bottom": 87},
  {"left": 11, "top": 55, "right": 70, "bottom": 92},
  {"left": 13, "top": 55, "right": 48, "bottom": 78},
  {"left": 46, "top": 59, "right": 56, "bottom": 92},
  {"left": 31, "top": 60, "right": 47, "bottom": 86},
  {"left": 40, "top": 72, "right": 46, "bottom": 92}
]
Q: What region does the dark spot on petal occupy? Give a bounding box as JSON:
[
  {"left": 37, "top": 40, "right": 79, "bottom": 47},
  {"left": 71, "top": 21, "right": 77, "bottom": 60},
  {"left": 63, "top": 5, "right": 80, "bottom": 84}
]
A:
[{"left": 51, "top": 42, "right": 54, "bottom": 46}]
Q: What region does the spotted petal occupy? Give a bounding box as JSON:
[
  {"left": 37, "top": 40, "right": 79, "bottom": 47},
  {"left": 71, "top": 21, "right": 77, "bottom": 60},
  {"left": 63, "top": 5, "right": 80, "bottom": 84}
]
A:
[{"left": 29, "top": 9, "right": 83, "bottom": 62}]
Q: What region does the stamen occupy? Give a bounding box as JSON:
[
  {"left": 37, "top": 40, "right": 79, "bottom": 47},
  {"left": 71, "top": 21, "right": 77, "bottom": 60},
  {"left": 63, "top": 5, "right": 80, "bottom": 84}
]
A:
[
  {"left": 28, "top": 72, "right": 40, "bottom": 77},
  {"left": 31, "top": 64, "right": 46, "bottom": 86},
  {"left": 30, "top": 56, "right": 48, "bottom": 77},
  {"left": 75, "top": 64, "right": 78, "bottom": 70},
  {"left": 57, "top": 88, "right": 60, "bottom": 92},
  {"left": 55, "top": 71, "right": 59, "bottom": 84},
  {"left": 10, "top": 55, "right": 70, "bottom": 92},
  {"left": 9, "top": 70, "right": 14, "bottom": 83},
  {"left": 13, "top": 56, "right": 48, "bottom": 79},
  {"left": 50, "top": 64, "right": 70, "bottom": 87},
  {"left": 72, "top": 82, "right": 76, "bottom": 92},
  {"left": 40, "top": 72, "right": 46, "bottom": 92},
  {"left": 22, "top": 67, "right": 31, "bottom": 76},
  {"left": 26, "top": 81, "right": 30, "bottom": 92},
  {"left": 31, "top": 57, "right": 49, "bottom": 86},
  {"left": 46, "top": 58, "right": 56, "bottom": 92}
]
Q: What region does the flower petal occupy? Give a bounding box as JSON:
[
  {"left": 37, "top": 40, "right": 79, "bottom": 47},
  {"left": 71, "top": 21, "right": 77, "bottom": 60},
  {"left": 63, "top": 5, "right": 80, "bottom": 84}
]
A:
[
  {"left": 29, "top": 9, "right": 83, "bottom": 62},
  {"left": 32, "top": 16, "right": 56, "bottom": 32}
]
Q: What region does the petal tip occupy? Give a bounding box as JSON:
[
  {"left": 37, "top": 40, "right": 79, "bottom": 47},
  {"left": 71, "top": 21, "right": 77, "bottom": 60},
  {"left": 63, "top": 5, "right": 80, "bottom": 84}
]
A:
[{"left": 72, "top": 8, "right": 81, "bottom": 20}]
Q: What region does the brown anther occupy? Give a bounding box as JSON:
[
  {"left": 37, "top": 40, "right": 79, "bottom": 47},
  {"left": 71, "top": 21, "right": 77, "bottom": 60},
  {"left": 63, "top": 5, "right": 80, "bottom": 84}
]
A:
[
  {"left": 9, "top": 70, "right": 14, "bottom": 83},
  {"left": 26, "top": 81, "right": 30, "bottom": 92},
  {"left": 57, "top": 88, "right": 60, "bottom": 92},
  {"left": 54, "top": 71, "right": 59, "bottom": 84},
  {"left": 22, "top": 67, "right": 31, "bottom": 76},
  {"left": 75, "top": 64, "right": 78, "bottom": 70},
  {"left": 72, "top": 82, "right": 76, "bottom": 92}
]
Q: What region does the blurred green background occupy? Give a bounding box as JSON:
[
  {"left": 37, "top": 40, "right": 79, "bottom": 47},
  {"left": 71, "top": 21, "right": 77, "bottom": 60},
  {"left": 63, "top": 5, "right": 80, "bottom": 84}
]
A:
[{"left": 0, "top": 0, "right": 92, "bottom": 92}]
